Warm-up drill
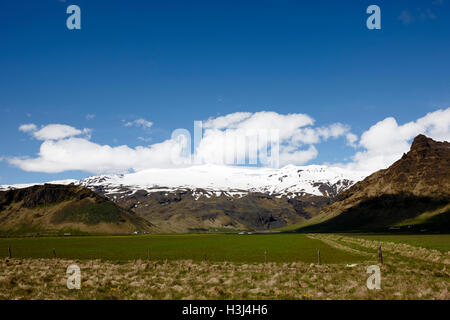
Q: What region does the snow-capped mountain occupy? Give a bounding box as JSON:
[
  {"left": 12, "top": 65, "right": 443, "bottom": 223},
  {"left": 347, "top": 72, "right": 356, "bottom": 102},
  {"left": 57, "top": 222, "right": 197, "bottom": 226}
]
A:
[
  {"left": 0, "top": 179, "right": 78, "bottom": 191},
  {"left": 77, "top": 164, "right": 368, "bottom": 199},
  {"left": 0, "top": 165, "right": 369, "bottom": 232},
  {"left": 1, "top": 165, "right": 368, "bottom": 198}
]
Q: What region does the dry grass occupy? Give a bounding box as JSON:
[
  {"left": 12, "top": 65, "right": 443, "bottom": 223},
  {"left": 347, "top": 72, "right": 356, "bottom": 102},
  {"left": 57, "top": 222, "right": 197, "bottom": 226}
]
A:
[
  {"left": 0, "top": 253, "right": 448, "bottom": 300},
  {"left": 0, "top": 234, "right": 448, "bottom": 300},
  {"left": 312, "top": 234, "right": 450, "bottom": 265}
]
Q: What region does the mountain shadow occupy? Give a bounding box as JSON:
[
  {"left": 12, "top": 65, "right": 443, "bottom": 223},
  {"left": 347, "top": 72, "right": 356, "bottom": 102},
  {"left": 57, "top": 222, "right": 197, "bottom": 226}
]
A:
[{"left": 299, "top": 193, "right": 450, "bottom": 233}]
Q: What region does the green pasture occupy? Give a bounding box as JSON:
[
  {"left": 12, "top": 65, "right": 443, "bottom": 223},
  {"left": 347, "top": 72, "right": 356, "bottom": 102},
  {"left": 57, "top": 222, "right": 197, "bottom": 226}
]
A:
[{"left": 0, "top": 233, "right": 365, "bottom": 263}]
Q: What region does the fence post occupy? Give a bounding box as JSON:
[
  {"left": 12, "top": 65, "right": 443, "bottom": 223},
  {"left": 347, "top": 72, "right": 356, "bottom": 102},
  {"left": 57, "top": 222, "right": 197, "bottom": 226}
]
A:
[
  {"left": 317, "top": 250, "right": 321, "bottom": 265},
  {"left": 147, "top": 248, "right": 150, "bottom": 261},
  {"left": 8, "top": 245, "right": 12, "bottom": 259},
  {"left": 378, "top": 246, "right": 383, "bottom": 264},
  {"left": 52, "top": 248, "right": 56, "bottom": 259},
  {"left": 264, "top": 250, "right": 267, "bottom": 263}
]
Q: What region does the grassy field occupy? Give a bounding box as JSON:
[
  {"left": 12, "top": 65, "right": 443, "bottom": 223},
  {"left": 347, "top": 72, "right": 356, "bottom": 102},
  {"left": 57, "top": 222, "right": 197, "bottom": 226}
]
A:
[
  {"left": 346, "top": 234, "right": 450, "bottom": 253},
  {"left": 0, "top": 233, "right": 448, "bottom": 300},
  {"left": 0, "top": 233, "right": 365, "bottom": 264}
]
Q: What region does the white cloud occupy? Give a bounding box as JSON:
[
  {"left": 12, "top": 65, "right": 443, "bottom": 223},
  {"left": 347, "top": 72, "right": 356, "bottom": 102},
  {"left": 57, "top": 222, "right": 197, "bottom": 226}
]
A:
[
  {"left": 346, "top": 133, "right": 358, "bottom": 148},
  {"left": 291, "top": 123, "right": 354, "bottom": 146},
  {"left": 19, "top": 123, "right": 37, "bottom": 133},
  {"left": 203, "top": 112, "right": 252, "bottom": 129},
  {"left": 85, "top": 114, "right": 95, "bottom": 120},
  {"left": 9, "top": 111, "right": 357, "bottom": 173},
  {"left": 341, "top": 108, "right": 450, "bottom": 172},
  {"left": 279, "top": 145, "right": 318, "bottom": 166},
  {"left": 33, "top": 124, "right": 91, "bottom": 141},
  {"left": 124, "top": 118, "right": 153, "bottom": 129},
  {"left": 9, "top": 138, "right": 186, "bottom": 174},
  {"left": 8, "top": 109, "right": 450, "bottom": 175},
  {"left": 19, "top": 123, "right": 91, "bottom": 141},
  {"left": 196, "top": 112, "right": 354, "bottom": 167},
  {"left": 137, "top": 136, "right": 152, "bottom": 142}
]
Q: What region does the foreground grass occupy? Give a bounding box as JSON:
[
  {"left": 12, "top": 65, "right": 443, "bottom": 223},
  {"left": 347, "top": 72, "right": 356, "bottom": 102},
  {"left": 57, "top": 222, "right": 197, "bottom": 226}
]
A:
[
  {"left": 0, "top": 255, "right": 447, "bottom": 300},
  {"left": 0, "top": 234, "right": 448, "bottom": 300},
  {"left": 0, "top": 234, "right": 364, "bottom": 264}
]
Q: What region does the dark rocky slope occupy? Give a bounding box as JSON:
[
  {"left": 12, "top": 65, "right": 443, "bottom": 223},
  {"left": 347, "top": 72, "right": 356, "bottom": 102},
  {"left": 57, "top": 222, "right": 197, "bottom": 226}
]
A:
[{"left": 300, "top": 135, "right": 450, "bottom": 232}]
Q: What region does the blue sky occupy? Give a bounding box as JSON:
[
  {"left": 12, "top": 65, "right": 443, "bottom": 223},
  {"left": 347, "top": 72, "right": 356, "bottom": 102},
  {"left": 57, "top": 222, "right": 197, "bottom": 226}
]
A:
[{"left": 1, "top": 0, "right": 450, "bottom": 184}]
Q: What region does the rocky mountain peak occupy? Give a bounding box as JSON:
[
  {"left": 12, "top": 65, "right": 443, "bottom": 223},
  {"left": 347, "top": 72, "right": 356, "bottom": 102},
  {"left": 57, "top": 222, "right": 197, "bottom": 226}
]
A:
[
  {"left": 388, "top": 135, "right": 450, "bottom": 194},
  {"left": 411, "top": 134, "right": 432, "bottom": 149},
  {"left": 302, "top": 135, "right": 450, "bottom": 232},
  {"left": 409, "top": 134, "right": 449, "bottom": 157}
]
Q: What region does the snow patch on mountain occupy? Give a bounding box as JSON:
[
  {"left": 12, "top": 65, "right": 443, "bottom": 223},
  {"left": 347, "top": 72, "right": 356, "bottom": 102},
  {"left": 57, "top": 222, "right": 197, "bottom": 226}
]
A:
[
  {"left": 0, "top": 165, "right": 369, "bottom": 198},
  {"left": 77, "top": 164, "right": 369, "bottom": 198}
]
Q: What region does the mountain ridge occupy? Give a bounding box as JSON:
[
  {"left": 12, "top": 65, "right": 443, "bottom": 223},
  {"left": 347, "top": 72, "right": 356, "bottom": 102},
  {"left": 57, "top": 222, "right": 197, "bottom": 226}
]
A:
[{"left": 299, "top": 135, "right": 450, "bottom": 232}]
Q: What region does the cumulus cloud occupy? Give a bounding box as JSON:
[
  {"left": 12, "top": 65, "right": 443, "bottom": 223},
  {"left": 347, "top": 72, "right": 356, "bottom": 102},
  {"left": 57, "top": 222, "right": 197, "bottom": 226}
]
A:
[
  {"left": 19, "top": 123, "right": 37, "bottom": 133},
  {"left": 7, "top": 109, "right": 450, "bottom": 175},
  {"left": 196, "top": 111, "right": 355, "bottom": 167},
  {"left": 18, "top": 123, "right": 91, "bottom": 141},
  {"left": 9, "top": 111, "right": 357, "bottom": 173},
  {"left": 137, "top": 136, "right": 152, "bottom": 142},
  {"left": 341, "top": 108, "right": 450, "bottom": 172},
  {"left": 203, "top": 112, "right": 252, "bottom": 129},
  {"left": 291, "top": 123, "right": 354, "bottom": 146},
  {"left": 124, "top": 118, "right": 153, "bottom": 129},
  {"left": 33, "top": 124, "right": 91, "bottom": 140},
  {"left": 9, "top": 138, "right": 186, "bottom": 174},
  {"left": 278, "top": 145, "right": 318, "bottom": 166},
  {"left": 345, "top": 133, "right": 358, "bottom": 148}
]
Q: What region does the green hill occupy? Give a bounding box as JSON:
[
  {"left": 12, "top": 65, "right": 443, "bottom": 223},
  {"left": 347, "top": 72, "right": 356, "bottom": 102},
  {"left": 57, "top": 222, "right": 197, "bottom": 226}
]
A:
[{"left": 0, "top": 184, "right": 155, "bottom": 236}]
